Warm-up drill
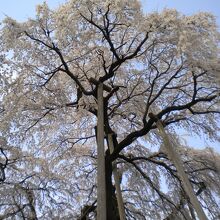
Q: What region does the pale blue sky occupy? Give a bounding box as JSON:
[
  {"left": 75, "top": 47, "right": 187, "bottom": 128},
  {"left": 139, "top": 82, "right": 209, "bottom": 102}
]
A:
[
  {"left": 0, "top": 0, "right": 219, "bottom": 26},
  {"left": 142, "top": 0, "right": 220, "bottom": 21}
]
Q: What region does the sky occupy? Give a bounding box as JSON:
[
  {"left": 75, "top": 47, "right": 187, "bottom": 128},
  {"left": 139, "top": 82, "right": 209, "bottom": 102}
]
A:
[
  {"left": 0, "top": 0, "right": 219, "bottom": 151},
  {"left": 142, "top": 0, "right": 220, "bottom": 24},
  {"left": 0, "top": 0, "right": 219, "bottom": 25}
]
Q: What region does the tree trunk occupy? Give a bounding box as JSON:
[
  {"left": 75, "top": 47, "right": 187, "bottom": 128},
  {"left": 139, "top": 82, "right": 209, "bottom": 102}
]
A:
[
  {"left": 105, "top": 152, "right": 120, "bottom": 220},
  {"left": 108, "top": 134, "right": 126, "bottom": 220}
]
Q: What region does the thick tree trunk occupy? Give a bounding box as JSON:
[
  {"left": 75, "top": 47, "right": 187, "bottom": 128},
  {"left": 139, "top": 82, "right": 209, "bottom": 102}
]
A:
[
  {"left": 105, "top": 152, "right": 120, "bottom": 220},
  {"left": 108, "top": 134, "right": 126, "bottom": 220}
]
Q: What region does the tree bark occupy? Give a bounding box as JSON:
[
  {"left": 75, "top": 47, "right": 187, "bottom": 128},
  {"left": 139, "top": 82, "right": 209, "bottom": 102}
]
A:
[
  {"left": 105, "top": 152, "right": 120, "bottom": 220},
  {"left": 108, "top": 134, "right": 126, "bottom": 220}
]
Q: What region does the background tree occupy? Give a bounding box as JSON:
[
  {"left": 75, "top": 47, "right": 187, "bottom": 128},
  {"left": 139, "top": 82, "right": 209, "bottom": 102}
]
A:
[{"left": 0, "top": 0, "right": 220, "bottom": 219}]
